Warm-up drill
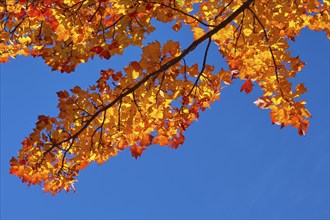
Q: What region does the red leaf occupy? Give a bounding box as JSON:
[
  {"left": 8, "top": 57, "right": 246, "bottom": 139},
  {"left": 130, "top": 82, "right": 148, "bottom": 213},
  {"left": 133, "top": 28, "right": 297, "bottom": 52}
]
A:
[
  {"left": 100, "top": 49, "right": 111, "bottom": 59},
  {"left": 90, "top": 46, "right": 104, "bottom": 54},
  {"left": 56, "top": 90, "right": 69, "bottom": 99},
  {"left": 44, "top": 0, "right": 52, "bottom": 6},
  {"left": 15, "top": 9, "right": 26, "bottom": 19},
  {"left": 112, "top": 71, "right": 122, "bottom": 81},
  {"left": 48, "top": 16, "right": 59, "bottom": 31},
  {"left": 130, "top": 145, "right": 145, "bottom": 159},
  {"left": 108, "top": 41, "right": 119, "bottom": 50},
  {"left": 140, "top": 134, "right": 154, "bottom": 146},
  {"left": 28, "top": 6, "right": 41, "bottom": 17},
  {"left": 128, "top": 11, "right": 137, "bottom": 19},
  {"left": 240, "top": 79, "right": 253, "bottom": 94},
  {"left": 170, "top": 134, "right": 185, "bottom": 149},
  {"left": 146, "top": 4, "right": 153, "bottom": 11},
  {"left": 298, "top": 120, "right": 309, "bottom": 136}
]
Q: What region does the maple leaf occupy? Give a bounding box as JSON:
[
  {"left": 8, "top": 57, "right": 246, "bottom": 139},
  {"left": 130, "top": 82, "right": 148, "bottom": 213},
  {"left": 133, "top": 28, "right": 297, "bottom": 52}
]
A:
[
  {"left": 298, "top": 120, "right": 309, "bottom": 136},
  {"left": 141, "top": 134, "right": 154, "bottom": 146},
  {"left": 130, "top": 145, "right": 146, "bottom": 159},
  {"left": 100, "top": 50, "right": 111, "bottom": 60},
  {"left": 254, "top": 97, "right": 272, "bottom": 109},
  {"left": 192, "top": 27, "right": 206, "bottom": 40},
  {"left": 240, "top": 80, "right": 254, "bottom": 94},
  {"left": 154, "top": 135, "right": 170, "bottom": 146}
]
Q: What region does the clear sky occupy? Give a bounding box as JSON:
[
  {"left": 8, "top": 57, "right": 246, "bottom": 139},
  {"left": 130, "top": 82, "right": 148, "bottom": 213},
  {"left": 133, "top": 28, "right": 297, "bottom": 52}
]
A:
[{"left": 0, "top": 20, "right": 329, "bottom": 219}]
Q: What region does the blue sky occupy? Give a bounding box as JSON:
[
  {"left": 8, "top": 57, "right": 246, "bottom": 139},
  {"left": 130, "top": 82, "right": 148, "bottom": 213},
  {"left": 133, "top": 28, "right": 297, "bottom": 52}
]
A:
[{"left": 1, "top": 20, "right": 329, "bottom": 219}]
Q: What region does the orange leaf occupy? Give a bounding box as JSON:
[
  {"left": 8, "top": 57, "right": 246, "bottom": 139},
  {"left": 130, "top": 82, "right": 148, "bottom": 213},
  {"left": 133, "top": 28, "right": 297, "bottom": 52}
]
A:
[
  {"left": 254, "top": 97, "right": 272, "bottom": 109},
  {"left": 154, "top": 135, "right": 169, "bottom": 146},
  {"left": 240, "top": 79, "right": 253, "bottom": 94},
  {"left": 130, "top": 144, "right": 145, "bottom": 159},
  {"left": 90, "top": 46, "right": 104, "bottom": 54},
  {"left": 100, "top": 50, "right": 111, "bottom": 59},
  {"left": 141, "top": 134, "right": 154, "bottom": 146},
  {"left": 298, "top": 120, "right": 309, "bottom": 136},
  {"left": 170, "top": 134, "right": 185, "bottom": 149}
]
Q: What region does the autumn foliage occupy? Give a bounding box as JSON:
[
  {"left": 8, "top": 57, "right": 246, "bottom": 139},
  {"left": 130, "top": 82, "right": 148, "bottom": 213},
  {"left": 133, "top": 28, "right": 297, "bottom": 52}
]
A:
[{"left": 1, "top": 0, "right": 329, "bottom": 194}]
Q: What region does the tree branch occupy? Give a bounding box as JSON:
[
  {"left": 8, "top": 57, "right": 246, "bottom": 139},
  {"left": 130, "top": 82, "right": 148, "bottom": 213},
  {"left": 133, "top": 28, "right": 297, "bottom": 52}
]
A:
[
  {"left": 186, "top": 37, "right": 212, "bottom": 98},
  {"left": 42, "top": 0, "right": 255, "bottom": 162}
]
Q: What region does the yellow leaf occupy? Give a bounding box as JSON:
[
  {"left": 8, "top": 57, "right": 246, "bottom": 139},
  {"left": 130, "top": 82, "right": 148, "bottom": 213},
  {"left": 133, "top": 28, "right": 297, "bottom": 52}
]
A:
[
  {"left": 176, "top": 0, "right": 184, "bottom": 6},
  {"left": 132, "top": 69, "right": 139, "bottom": 80},
  {"left": 18, "top": 36, "right": 31, "bottom": 44},
  {"left": 56, "top": 24, "right": 70, "bottom": 41},
  {"left": 243, "top": 28, "right": 253, "bottom": 36},
  {"left": 150, "top": 108, "right": 163, "bottom": 119},
  {"left": 192, "top": 27, "right": 205, "bottom": 40}
]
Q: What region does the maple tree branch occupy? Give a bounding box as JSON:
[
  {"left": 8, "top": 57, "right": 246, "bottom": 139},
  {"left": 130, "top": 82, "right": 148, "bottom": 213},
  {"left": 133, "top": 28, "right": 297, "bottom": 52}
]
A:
[
  {"left": 89, "top": 1, "right": 102, "bottom": 22},
  {"left": 117, "top": 99, "right": 122, "bottom": 131},
  {"left": 41, "top": 0, "right": 254, "bottom": 162},
  {"left": 215, "top": 0, "right": 234, "bottom": 20},
  {"left": 248, "top": 7, "right": 292, "bottom": 105},
  {"left": 156, "top": 72, "right": 166, "bottom": 100},
  {"left": 186, "top": 37, "right": 212, "bottom": 98},
  {"left": 247, "top": 7, "right": 279, "bottom": 81},
  {"left": 234, "top": 10, "right": 245, "bottom": 52},
  {"left": 104, "top": 15, "right": 125, "bottom": 31},
  {"left": 58, "top": 139, "right": 74, "bottom": 176},
  {"left": 90, "top": 110, "right": 107, "bottom": 151},
  {"left": 182, "top": 58, "right": 188, "bottom": 80},
  {"left": 97, "top": 111, "right": 107, "bottom": 150},
  {"left": 9, "top": 16, "right": 27, "bottom": 36},
  {"left": 134, "top": 16, "right": 146, "bottom": 31},
  {"left": 36, "top": 21, "right": 44, "bottom": 41},
  {"left": 66, "top": 0, "right": 86, "bottom": 13},
  {"left": 73, "top": 100, "right": 92, "bottom": 116},
  {"left": 7, "top": 0, "right": 324, "bottom": 193},
  {"left": 132, "top": 91, "right": 143, "bottom": 117},
  {"left": 73, "top": 115, "right": 89, "bottom": 124},
  {"left": 247, "top": 6, "right": 289, "bottom": 100}
]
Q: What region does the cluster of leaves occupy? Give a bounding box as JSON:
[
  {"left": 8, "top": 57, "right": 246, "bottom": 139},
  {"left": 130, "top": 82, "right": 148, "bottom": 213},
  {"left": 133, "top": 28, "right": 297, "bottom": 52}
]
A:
[{"left": 2, "top": 0, "right": 329, "bottom": 194}]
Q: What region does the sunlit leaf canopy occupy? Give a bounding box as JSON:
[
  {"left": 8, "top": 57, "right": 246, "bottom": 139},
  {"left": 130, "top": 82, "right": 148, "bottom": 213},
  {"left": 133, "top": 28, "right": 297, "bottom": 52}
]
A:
[{"left": 1, "top": 0, "right": 329, "bottom": 194}]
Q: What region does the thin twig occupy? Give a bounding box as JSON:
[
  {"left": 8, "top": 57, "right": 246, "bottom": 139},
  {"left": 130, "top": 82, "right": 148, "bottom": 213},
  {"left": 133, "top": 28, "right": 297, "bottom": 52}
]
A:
[{"left": 186, "top": 37, "right": 212, "bottom": 98}]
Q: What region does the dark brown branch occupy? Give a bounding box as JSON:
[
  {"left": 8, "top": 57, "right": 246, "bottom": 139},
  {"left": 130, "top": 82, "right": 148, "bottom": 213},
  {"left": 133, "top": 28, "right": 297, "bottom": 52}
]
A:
[
  {"left": 73, "top": 100, "right": 92, "bottom": 116},
  {"left": 132, "top": 91, "right": 143, "bottom": 117},
  {"left": 234, "top": 11, "right": 245, "bottom": 52},
  {"left": 215, "top": 0, "right": 234, "bottom": 20},
  {"left": 104, "top": 15, "right": 125, "bottom": 30},
  {"left": 36, "top": 21, "right": 44, "bottom": 41},
  {"left": 182, "top": 58, "right": 188, "bottom": 80},
  {"left": 9, "top": 16, "right": 27, "bottom": 36},
  {"left": 134, "top": 16, "right": 146, "bottom": 31},
  {"left": 97, "top": 110, "right": 107, "bottom": 150},
  {"left": 117, "top": 99, "right": 122, "bottom": 131},
  {"left": 247, "top": 7, "right": 279, "bottom": 81},
  {"left": 186, "top": 37, "right": 212, "bottom": 98},
  {"left": 156, "top": 72, "right": 166, "bottom": 100},
  {"left": 88, "top": 1, "right": 102, "bottom": 22},
  {"left": 57, "top": 139, "right": 75, "bottom": 175},
  {"left": 247, "top": 6, "right": 290, "bottom": 101},
  {"left": 90, "top": 110, "right": 106, "bottom": 151}
]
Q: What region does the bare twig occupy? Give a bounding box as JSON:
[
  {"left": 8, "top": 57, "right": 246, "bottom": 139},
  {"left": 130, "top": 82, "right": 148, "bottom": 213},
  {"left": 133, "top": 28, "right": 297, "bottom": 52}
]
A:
[{"left": 186, "top": 37, "right": 212, "bottom": 98}]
